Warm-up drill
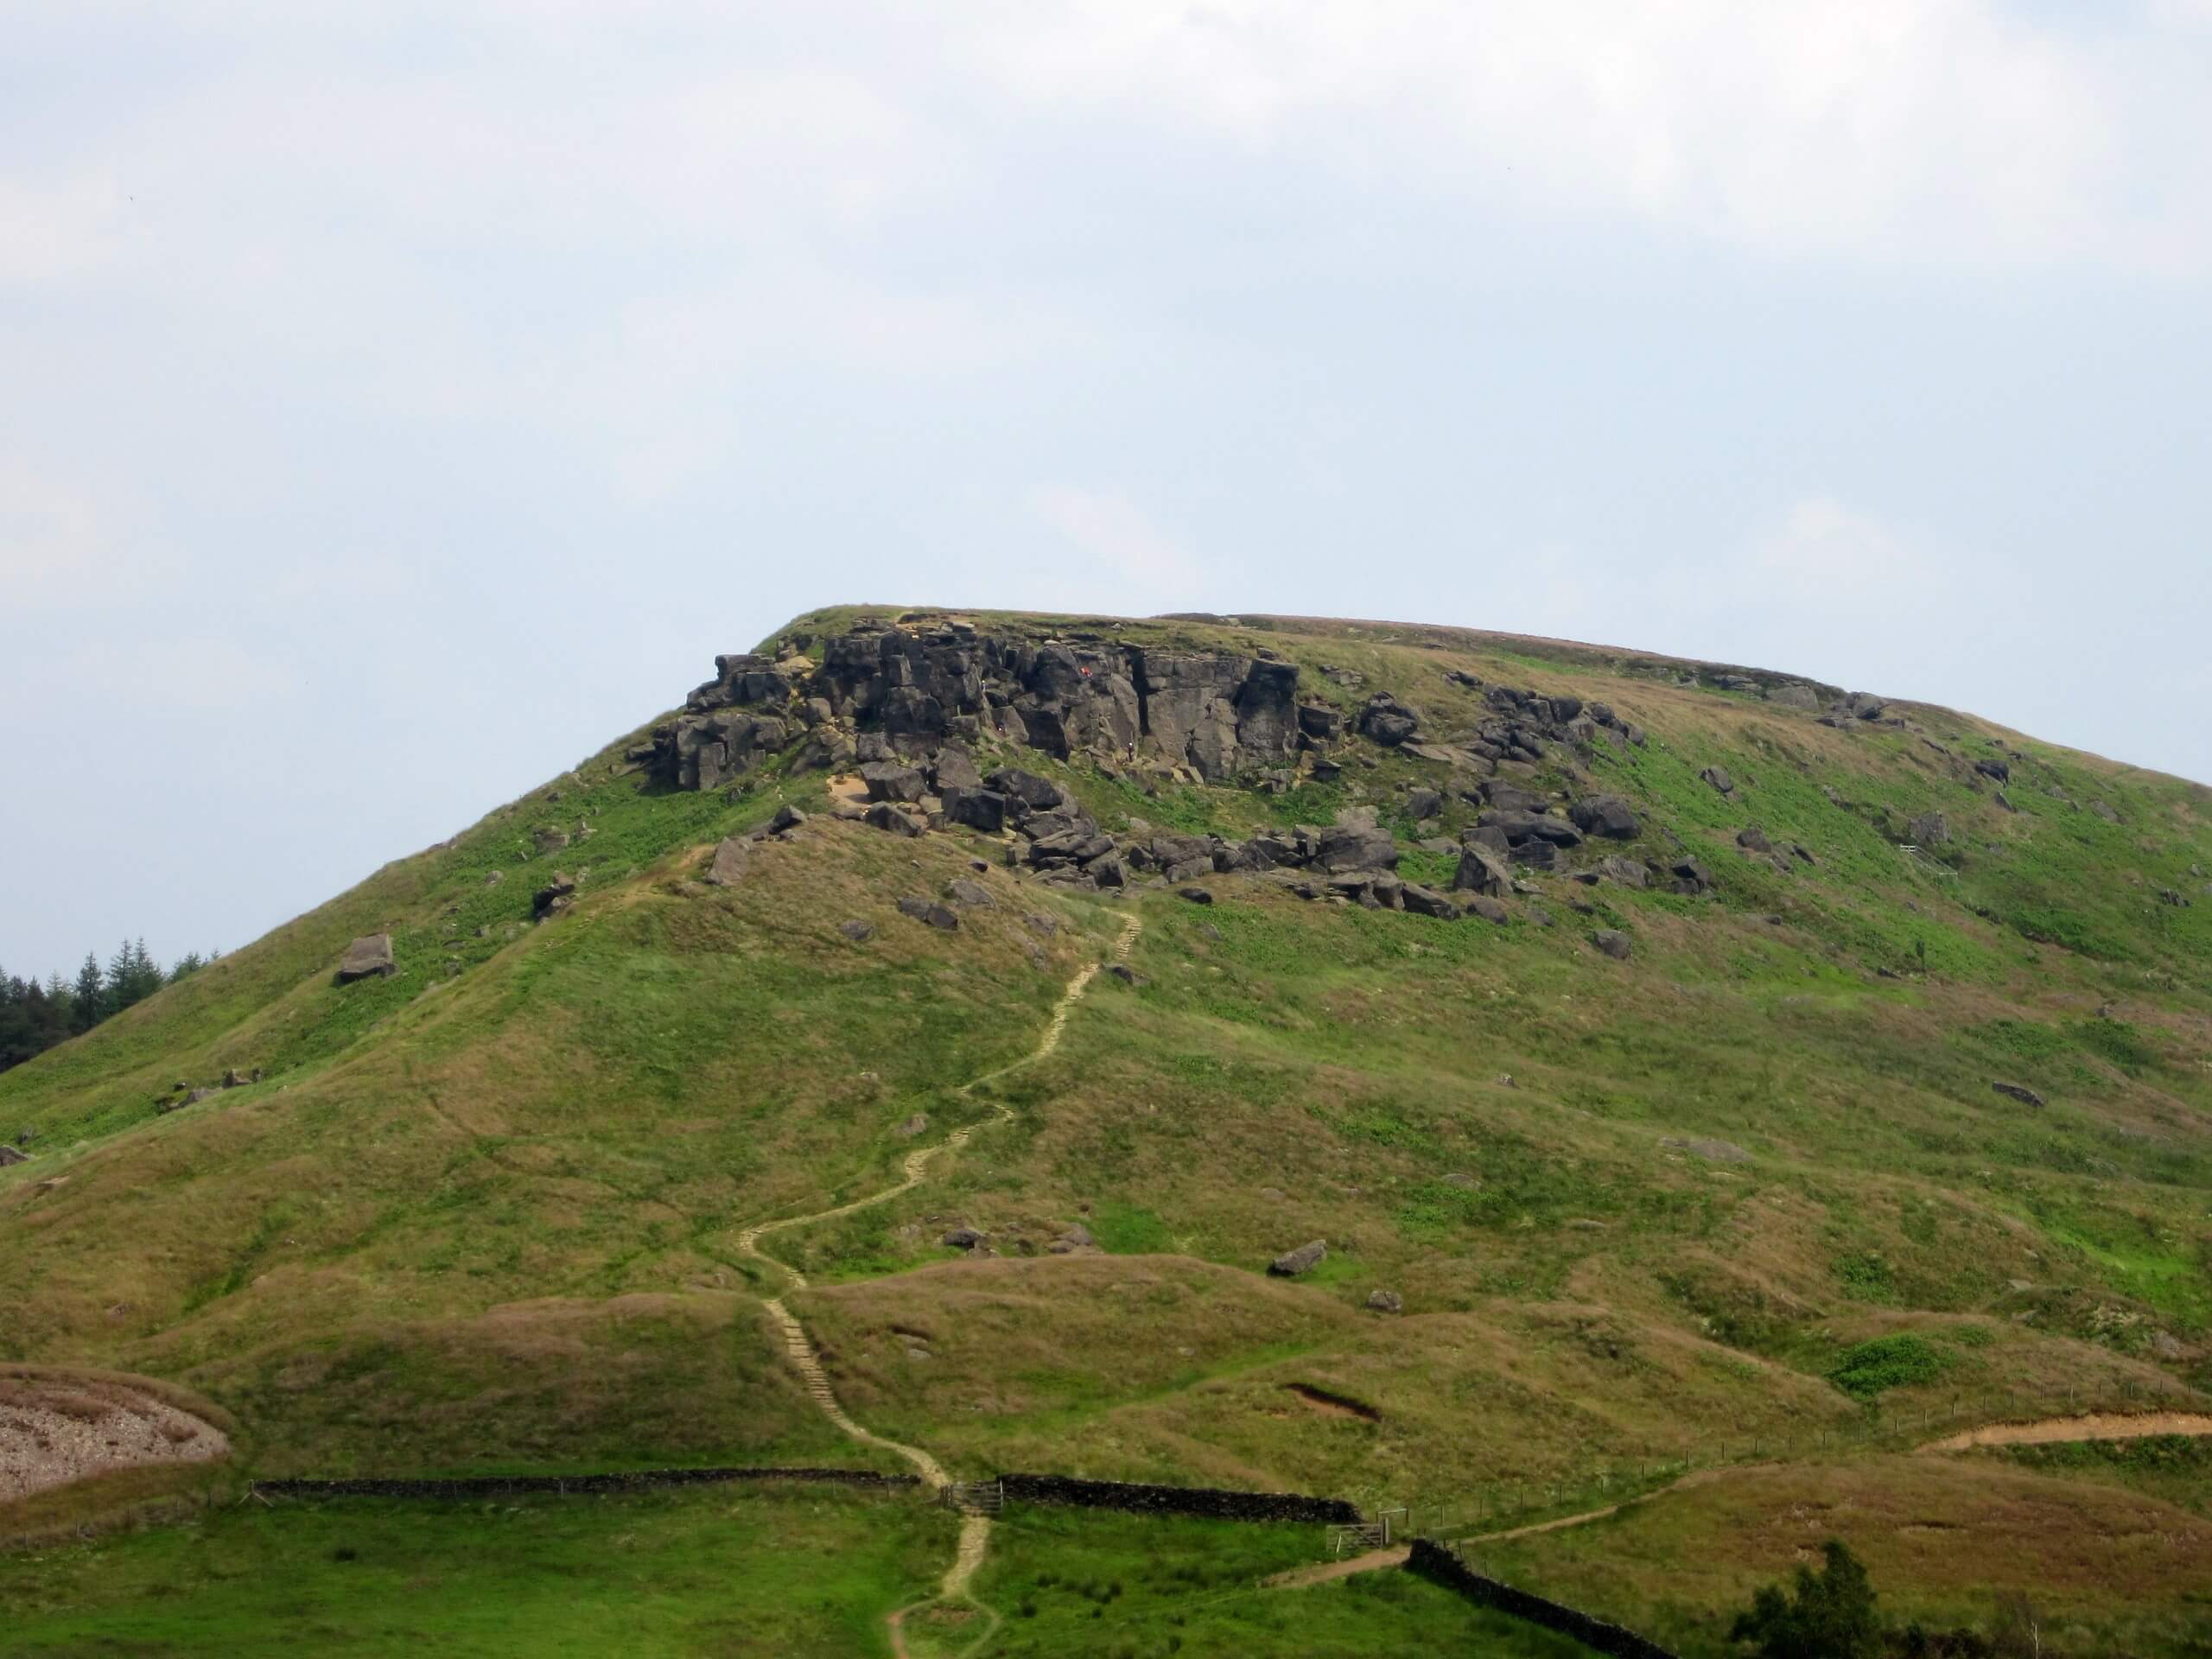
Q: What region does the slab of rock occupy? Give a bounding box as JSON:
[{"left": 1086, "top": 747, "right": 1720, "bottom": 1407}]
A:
[
  {"left": 1453, "top": 845, "right": 1511, "bottom": 897},
  {"left": 863, "top": 803, "right": 927, "bottom": 838},
  {"left": 336, "top": 934, "right": 397, "bottom": 981},
  {"left": 838, "top": 919, "right": 875, "bottom": 942},
  {"left": 1268, "top": 1239, "right": 1328, "bottom": 1277},
  {"left": 988, "top": 768, "right": 1065, "bottom": 812},
  {"left": 1670, "top": 857, "right": 1713, "bottom": 895},
  {"left": 860, "top": 761, "right": 926, "bottom": 804},
  {"left": 1591, "top": 929, "right": 1633, "bottom": 960},
  {"left": 945, "top": 877, "right": 995, "bottom": 909},
  {"left": 1992, "top": 1081, "right": 2045, "bottom": 1107},
  {"left": 942, "top": 785, "right": 1007, "bottom": 833},
  {"left": 1593, "top": 854, "right": 1649, "bottom": 888},
  {"left": 705, "top": 836, "right": 752, "bottom": 886},
  {"left": 1366, "top": 1289, "right": 1404, "bottom": 1313},
  {"left": 1662, "top": 1135, "right": 1751, "bottom": 1163},
  {"left": 765, "top": 804, "right": 808, "bottom": 836},
  {"left": 1770, "top": 683, "right": 1820, "bottom": 710},
  {"left": 1699, "top": 766, "right": 1734, "bottom": 795},
  {"left": 1401, "top": 884, "right": 1460, "bottom": 919},
  {"left": 533, "top": 876, "right": 578, "bottom": 920},
  {"left": 0, "top": 1145, "right": 26, "bottom": 1166},
  {"left": 1050, "top": 1223, "right": 1096, "bottom": 1255},
  {"left": 1736, "top": 825, "right": 1771, "bottom": 854},
  {"left": 1568, "top": 796, "right": 1640, "bottom": 840},
  {"left": 1178, "top": 886, "right": 1215, "bottom": 906},
  {"left": 897, "top": 896, "right": 958, "bottom": 931},
  {"left": 1907, "top": 810, "right": 1950, "bottom": 846},
  {"left": 1405, "top": 787, "right": 1443, "bottom": 820},
  {"left": 1465, "top": 895, "right": 1509, "bottom": 925},
  {"left": 942, "top": 1226, "right": 987, "bottom": 1249}
]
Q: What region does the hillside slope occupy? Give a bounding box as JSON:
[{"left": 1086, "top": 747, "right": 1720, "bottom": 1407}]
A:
[{"left": 3, "top": 606, "right": 2209, "bottom": 1649}]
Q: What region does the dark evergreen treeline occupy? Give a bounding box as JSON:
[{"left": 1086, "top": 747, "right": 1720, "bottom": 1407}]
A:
[{"left": 0, "top": 939, "right": 219, "bottom": 1074}]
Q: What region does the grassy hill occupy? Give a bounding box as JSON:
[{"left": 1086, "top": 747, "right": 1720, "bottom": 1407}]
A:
[{"left": 3, "top": 606, "right": 2209, "bottom": 1656}]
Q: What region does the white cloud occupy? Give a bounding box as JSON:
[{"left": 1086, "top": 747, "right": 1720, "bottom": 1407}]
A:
[
  {"left": 0, "top": 171, "right": 127, "bottom": 289},
  {"left": 969, "top": 0, "right": 2205, "bottom": 270},
  {"left": 1033, "top": 486, "right": 1205, "bottom": 603},
  {"left": 0, "top": 459, "right": 113, "bottom": 604}
]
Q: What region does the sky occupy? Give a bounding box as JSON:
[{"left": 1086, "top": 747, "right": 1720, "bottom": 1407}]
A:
[{"left": 4, "top": 2, "right": 2210, "bottom": 977}]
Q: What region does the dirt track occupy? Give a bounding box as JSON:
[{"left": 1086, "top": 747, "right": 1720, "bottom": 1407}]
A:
[
  {"left": 740, "top": 911, "right": 1141, "bottom": 1658},
  {"left": 1917, "top": 1411, "right": 2212, "bottom": 1453}
]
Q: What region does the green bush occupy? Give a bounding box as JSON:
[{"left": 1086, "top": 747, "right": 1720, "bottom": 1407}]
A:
[{"left": 1827, "top": 1334, "right": 1952, "bottom": 1402}]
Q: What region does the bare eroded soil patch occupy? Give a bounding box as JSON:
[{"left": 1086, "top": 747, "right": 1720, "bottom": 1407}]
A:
[{"left": 0, "top": 1371, "right": 230, "bottom": 1503}]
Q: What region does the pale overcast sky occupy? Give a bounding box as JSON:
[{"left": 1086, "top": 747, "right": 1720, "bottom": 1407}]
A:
[{"left": 4, "top": 3, "right": 2210, "bottom": 976}]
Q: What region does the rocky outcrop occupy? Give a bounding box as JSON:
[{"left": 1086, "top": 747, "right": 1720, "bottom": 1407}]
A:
[{"left": 655, "top": 622, "right": 1313, "bottom": 790}]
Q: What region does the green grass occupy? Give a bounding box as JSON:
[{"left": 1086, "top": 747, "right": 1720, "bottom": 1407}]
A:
[
  {"left": 956, "top": 1505, "right": 1601, "bottom": 1659},
  {"left": 0, "top": 1484, "right": 954, "bottom": 1657}
]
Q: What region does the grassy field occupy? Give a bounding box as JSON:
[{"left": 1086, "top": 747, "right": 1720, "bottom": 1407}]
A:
[
  {"left": 0, "top": 1484, "right": 957, "bottom": 1658},
  {"left": 3, "top": 605, "right": 2209, "bottom": 1649}
]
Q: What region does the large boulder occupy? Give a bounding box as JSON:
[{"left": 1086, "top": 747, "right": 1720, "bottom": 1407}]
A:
[
  {"left": 336, "top": 934, "right": 397, "bottom": 982},
  {"left": 1593, "top": 854, "right": 1649, "bottom": 888},
  {"left": 705, "top": 837, "right": 751, "bottom": 886},
  {"left": 1358, "top": 695, "right": 1421, "bottom": 747},
  {"left": 1567, "top": 796, "right": 1639, "bottom": 840},
  {"left": 860, "top": 761, "right": 926, "bottom": 804},
  {"left": 1907, "top": 810, "right": 1950, "bottom": 846},
  {"left": 942, "top": 785, "right": 1007, "bottom": 833},
  {"left": 863, "top": 803, "right": 927, "bottom": 838},
  {"left": 1591, "top": 929, "right": 1632, "bottom": 960},
  {"left": 1699, "top": 766, "right": 1735, "bottom": 795},
  {"left": 897, "top": 896, "right": 959, "bottom": 931},
  {"left": 1452, "top": 845, "right": 1511, "bottom": 897},
  {"left": 1268, "top": 1239, "right": 1327, "bottom": 1276},
  {"left": 988, "top": 768, "right": 1065, "bottom": 813},
  {"left": 1400, "top": 884, "right": 1460, "bottom": 919},
  {"left": 1317, "top": 823, "right": 1398, "bottom": 874}
]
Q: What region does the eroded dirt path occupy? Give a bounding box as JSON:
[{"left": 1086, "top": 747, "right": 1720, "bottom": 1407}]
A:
[
  {"left": 1262, "top": 1545, "right": 1410, "bottom": 1589},
  {"left": 1918, "top": 1411, "right": 2212, "bottom": 1453},
  {"left": 738, "top": 910, "right": 1141, "bottom": 1658}
]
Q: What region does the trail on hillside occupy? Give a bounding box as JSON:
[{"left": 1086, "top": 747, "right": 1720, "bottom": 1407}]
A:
[
  {"left": 736, "top": 910, "right": 1141, "bottom": 1658},
  {"left": 1917, "top": 1411, "right": 2212, "bottom": 1453}
]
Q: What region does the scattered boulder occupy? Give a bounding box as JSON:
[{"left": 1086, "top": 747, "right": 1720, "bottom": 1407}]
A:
[
  {"left": 894, "top": 1113, "right": 928, "bottom": 1137},
  {"left": 1405, "top": 787, "right": 1443, "bottom": 821},
  {"left": 1465, "top": 895, "right": 1509, "bottom": 925},
  {"left": 942, "top": 1226, "right": 987, "bottom": 1250},
  {"left": 1567, "top": 796, "right": 1639, "bottom": 840},
  {"left": 942, "top": 785, "right": 1007, "bottom": 833},
  {"left": 1670, "top": 858, "right": 1713, "bottom": 896},
  {"left": 1178, "top": 886, "right": 1215, "bottom": 906},
  {"left": 1268, "top": 1239, "right": 1328, "bottom": 1277},
  {"left": 336, "top": 933, "right": 397, "bottom": 982},
  {"left": 705, "top": 836, "right": 752, "bottom": 886},
  {"left": 0, "top": 1145, "right": 26, "bottom": 1166},
  {"left": 766, "top": 804, "right": 809, "bottom": 836},
  {"left": 1992, "top": 1082, "right": 2046, "bottom": 1107},
  {"left": 1770, "top": 683, "right": 1821, "bottom": 710},
  {"left": 839, "top": 920, "right": 876, "bottom": 942},
  {"left": 897, "top": 896, "right": 959, "bottom": 931},
  {"left": 988, "top": 768, "right": 1066, "bottom": 812},
  {"left": 1591, "top": 929, "right": 1633, "bottom": 960},
  {"left": 1105, "top": 963, "right": 1146, "bottom": 986},
  {"left": 1366, "top": 1289, "right": 1404, "bottom": 1313},
  {"left": 1974, "top": 757, "right": 2011, "bottom": 784},
  {"left": 860, "top": 761, "right": 926, "bottom": 804},
  {"left": 1050, "top": 1224, "right": 1097, "bottom": 1255},
  {"left": 2090, "top": 799, "right": 2120, "bottom": 823},
  {"left": 1662, "top": 1136, "right": 1751, "bottom": 1163},
  {"left": 1593, "top": 854, "right": 1649, "bottom": 889},
  {"left": 945, "top": 877, "right": 995, "bottom": 909},
  {"left": 863, "top": 803, "right": 927, "bottom": 838},
  {"left": 1452, "top": 844, "right": 1511, "bottom": 898},
  {"left": 1907, "top": 810, "right": 1950, "bottom": 846},
  {"left": 1317, "top": 822, "right": 1398, "bottom": 874},
  {"left": 532, "top": 878, "right": 577, "bottom": 920},
  {"left": 1400, "top": 884, "right": 1460, "bottom": 920},
  {"left": 1698, "top": 766, "right": 1734, "bottom": 795},
  {"left": 1357, "top": 694, "right": 1421, "bottom": 747},
  {"left": 1736, "top": 825, "right": 1771, "bottom": 854}
]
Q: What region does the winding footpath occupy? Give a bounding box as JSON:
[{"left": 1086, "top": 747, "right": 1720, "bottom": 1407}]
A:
[{"left": 735, "top": 911, "right": 1143, "bottom": 1657}]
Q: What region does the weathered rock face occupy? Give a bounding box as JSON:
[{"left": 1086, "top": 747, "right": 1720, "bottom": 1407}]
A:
[
  {"left": 1568, "top": 796, "right": 1639, "bottom": 840},
  {"left": 1907, "top": 810, "right": 1951, "bottom": 846},
  {"left": 654, "top": 622, "right": 1309, "bottom": 790},
  {"left": 336, "top": 934, "right": 397, "bottom": 982}
]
